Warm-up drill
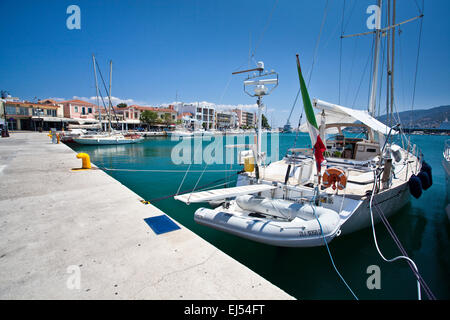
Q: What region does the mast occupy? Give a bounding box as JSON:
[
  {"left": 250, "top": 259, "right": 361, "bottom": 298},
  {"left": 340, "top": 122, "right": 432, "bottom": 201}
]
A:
[
  {"left": 386, "top": 0, "right": 391, "bottom": 127},
  {"left": 368, "top": 0, "right": 382, "bottom": 117},
  {"left": 92, "top": 55, "right": 102, "bottom": 131},
  {"left": 108, "top": 60, "right": 112, "bottom": 134},
  {"left": 390, "top": 0, "right": 396, "bottom": 129}
]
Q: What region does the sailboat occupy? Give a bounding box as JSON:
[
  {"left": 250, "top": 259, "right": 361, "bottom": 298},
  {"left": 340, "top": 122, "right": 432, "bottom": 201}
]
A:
[
  {"left": 175, "top": 1, "right": 431, "bottom": 247},
  {"left": 74, "top": 56, "right": 143, "bottom": 145}
]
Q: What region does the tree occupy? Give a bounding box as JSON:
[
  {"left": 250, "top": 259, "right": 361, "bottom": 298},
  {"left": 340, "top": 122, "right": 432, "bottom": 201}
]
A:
[
  {"left": 163, "top": 113, "right": 172, "bottom": 125},
  {"left": 261, "top": 114, "right": 271, "bottom": 129},
  {"left": 140, "top": 110, "right": 158, "bottom": 126},
  {"left": 117, "top": 103, "right": 127, "bottom": 108}
]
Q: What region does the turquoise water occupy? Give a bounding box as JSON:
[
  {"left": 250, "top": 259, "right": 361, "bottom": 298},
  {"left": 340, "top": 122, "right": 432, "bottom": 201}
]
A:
[{"left": 69, "top": 133, "right": 450, "bottom": 300}]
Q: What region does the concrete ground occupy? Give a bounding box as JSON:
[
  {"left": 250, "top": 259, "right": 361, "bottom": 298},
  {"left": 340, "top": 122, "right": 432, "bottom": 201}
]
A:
[{"left": 0, "top": 132, "right": 294, "bottom": 300}]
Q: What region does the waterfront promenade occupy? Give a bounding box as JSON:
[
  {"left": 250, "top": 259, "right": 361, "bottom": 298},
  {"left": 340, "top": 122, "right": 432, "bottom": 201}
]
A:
[{"left": 0, "top": 132, "right": 293, "bottom": 299}]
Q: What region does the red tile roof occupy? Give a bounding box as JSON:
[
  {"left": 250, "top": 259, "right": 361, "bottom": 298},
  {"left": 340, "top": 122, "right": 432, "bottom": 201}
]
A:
[
  {"left": 122, "top": 105, "right": 177, "bottom": 113},
  {"left": 5, "top": 101, "right": 58, "bottom": 109},
  {"left": 60, "top": 99, "right": 98, "bottom": 106}
]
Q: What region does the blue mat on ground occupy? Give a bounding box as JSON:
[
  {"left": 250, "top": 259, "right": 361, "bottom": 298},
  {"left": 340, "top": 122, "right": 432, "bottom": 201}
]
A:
[{"left": 144, "top": 215, "right": 181, "bottom": 235}]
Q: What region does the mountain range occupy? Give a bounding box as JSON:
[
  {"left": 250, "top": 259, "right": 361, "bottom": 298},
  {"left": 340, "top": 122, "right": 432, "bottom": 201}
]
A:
[{"left": 377, "top": 105, "right": 450, "bottom": 128}]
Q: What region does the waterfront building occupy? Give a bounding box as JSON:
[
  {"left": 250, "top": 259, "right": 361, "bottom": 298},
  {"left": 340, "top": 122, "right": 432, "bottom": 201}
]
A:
[
  {"left": 232, "top": 108, "right": 256, "bottom": 128},
  {"left": 176, "top": 103, "right": 215, "bottom": 130},
  {"left": 216, "top": 111, "right": 238, "bottom": 130},
  {"left": 113, "top": 105, "right": 177, "bottom": 130},
  {"left": 0, "top": 100, "right": 62, "bottom": 131}
]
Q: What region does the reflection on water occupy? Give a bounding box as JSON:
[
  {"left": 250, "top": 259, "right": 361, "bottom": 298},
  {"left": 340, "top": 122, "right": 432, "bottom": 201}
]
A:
[{"left": 68, "top": 134, "right": 450, "bottom": 300}]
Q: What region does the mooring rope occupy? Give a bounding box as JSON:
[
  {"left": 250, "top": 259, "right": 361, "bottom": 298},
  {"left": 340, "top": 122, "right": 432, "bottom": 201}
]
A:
[
  {"left": 99, "top": 167, "right": 238, "bottom": 173},
  {"left": 368, "top": 169, "right": 436, "bottom": 300},
  {"left": 372, "top": 198, "right": 436, "bottom": 300},
  {"left": 309, "top": 201, "right": 359, "bottom": 300}
]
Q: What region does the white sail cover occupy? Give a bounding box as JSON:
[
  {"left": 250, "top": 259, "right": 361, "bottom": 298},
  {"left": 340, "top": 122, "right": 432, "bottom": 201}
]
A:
[{"left": 299, "top": 99, "right": 396, "bottom": 136}]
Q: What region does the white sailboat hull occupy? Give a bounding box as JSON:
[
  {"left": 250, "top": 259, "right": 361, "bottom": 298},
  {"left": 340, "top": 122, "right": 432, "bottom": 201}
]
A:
[
  {"left": 340, "top": 182, "right": 410, "bottom": 234},
  {"left": 73, "top": 136, "right": 143, "bottom": 145}
]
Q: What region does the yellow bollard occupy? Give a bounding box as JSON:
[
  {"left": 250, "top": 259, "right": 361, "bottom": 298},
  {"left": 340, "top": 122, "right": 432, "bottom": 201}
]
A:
[
  {"left": 56, "top": 133, "right": 60, "bottom": 144},
  {"left": 76, "top": 153, "right": 91, "bottom": 169}
]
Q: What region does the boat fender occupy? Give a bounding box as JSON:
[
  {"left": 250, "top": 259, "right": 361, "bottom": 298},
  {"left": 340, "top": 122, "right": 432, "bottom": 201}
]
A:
[
  {"left": 420, "top": 161, "right": 433, "bottom": 186},
  {"left": 417, "top": 171, "right": 431, "bottom": 190},
  {"left": 408, "top": 174, "right": 422, "bottom": 199}
]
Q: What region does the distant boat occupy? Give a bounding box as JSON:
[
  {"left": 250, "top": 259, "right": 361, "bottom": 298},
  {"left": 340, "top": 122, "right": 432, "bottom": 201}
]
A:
[
  {"left": 73, "top": 133, "right": 143, "bottom": 145},
  {"left": 283, "top": 122, "right": 293, "bottom": 133},
  {"left": 72, "top": 56, "right": 143, "bottom": 145}
]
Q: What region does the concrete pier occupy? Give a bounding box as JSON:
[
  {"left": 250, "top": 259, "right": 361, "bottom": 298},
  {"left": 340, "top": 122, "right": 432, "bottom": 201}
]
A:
[{"left": 0, "top": 133, "right": 294, "bottom": 299}]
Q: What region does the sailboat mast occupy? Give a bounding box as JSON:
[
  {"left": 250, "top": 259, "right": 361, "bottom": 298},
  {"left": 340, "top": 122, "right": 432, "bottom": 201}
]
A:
[
  {"left": 108, "top": 60, "right": 112, "bottom": 134},
  {"left": 368, "top": 0, "right": 382, "bottom": 117},
  {"left": 92, "top": 55, "right": 102, "bottom": 131},
  {"left": 390, "top": 0, "right": 396, "bottom": 128}
]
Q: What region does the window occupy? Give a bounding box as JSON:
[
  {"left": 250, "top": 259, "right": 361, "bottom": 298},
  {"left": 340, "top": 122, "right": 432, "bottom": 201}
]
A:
[
  {"left": 82, "top": 107, "right": 86, "bottom": 115},
  {"left": 5, "top": 106, "right": 16, "bottom": 114},
  {"left": 46, "top": 109, "right": 56, "bottom": 117},
  {"left": 134, "top": 112, "right": 138, "bottom": 119},
  {"left": 88, "top": 107, "right": 92, "bottom": 114},
  {"left": 125, "top": 112, "right": 129, "bottom": 118},
  {"left": 74, "top": 106, "right": 79, "bottom": 113},
  {"left": 18, "top": 107, "right": 29, "bottom": 115}
]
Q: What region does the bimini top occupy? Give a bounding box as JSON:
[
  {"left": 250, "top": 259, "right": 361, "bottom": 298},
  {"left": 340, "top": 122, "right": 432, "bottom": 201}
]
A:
[{"left": 299, "top": 99, "right": 397, "bottom": 136}]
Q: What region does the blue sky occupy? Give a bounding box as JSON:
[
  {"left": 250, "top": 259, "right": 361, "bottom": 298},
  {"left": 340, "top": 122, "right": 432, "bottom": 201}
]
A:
[{"left": 0, "top": 0, "right": 449, "bottom": 127}]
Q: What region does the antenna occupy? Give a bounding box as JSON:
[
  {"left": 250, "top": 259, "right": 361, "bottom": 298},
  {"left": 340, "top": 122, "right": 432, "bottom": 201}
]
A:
[{"left": 232, "top": 61, "right": 279, "bottom": 170}]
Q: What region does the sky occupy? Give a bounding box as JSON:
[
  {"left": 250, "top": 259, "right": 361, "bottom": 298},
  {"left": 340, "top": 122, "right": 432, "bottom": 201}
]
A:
[{"left": 0, "top": 0, "right": 449, "bottom": 127}]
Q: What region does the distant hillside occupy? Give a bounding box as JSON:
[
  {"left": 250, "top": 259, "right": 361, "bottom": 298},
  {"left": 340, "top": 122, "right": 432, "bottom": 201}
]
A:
[{"left": 377, "top": 105, "right": 450, "bottom": 128}]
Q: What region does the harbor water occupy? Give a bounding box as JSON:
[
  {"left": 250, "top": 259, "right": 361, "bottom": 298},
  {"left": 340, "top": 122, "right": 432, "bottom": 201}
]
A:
[{"left": 69, "top": 133, "right": 450, "bottom": 300}]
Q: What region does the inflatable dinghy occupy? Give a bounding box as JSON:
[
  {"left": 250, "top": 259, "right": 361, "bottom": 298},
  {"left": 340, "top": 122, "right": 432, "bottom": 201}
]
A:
[{"left": 194, "top": 195, "right": 341, "bottom": 247}]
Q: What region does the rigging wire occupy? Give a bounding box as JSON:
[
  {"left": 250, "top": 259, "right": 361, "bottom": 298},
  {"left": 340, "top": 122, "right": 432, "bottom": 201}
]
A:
[
  {"left": 409, "top": 0, "right": 424, "bottom": 128},
  {"left": 251, "top": 0, "right": 279, "bottom": 60},
  {"left": 351, "top": 39, "right": 374, "bottom": 109},
  {"left": 338, "top": 0, "right": 346, "bottom": 105},
  {"left": 95, "top": 59, "right": 120, "bottom": 125}
]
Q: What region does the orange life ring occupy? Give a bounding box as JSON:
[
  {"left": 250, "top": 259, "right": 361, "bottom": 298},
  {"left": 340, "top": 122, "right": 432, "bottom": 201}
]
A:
[{"left": 322, "top": 167, "right": 347, "bottom": 190}]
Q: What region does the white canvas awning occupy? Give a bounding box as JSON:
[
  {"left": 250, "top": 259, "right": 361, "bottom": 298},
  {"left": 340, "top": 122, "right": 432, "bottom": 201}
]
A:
[{"left": 299, "top": 99, "right": 396, "bottom": 136}]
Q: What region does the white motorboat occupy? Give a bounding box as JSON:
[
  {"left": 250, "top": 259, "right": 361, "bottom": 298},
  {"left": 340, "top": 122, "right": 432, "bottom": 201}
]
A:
[
  {"left": 73, "top": 133, "right": 143, "bottom": 145},
  {"left": 169, "top": 129, "right": 194, "bottom": 138}
]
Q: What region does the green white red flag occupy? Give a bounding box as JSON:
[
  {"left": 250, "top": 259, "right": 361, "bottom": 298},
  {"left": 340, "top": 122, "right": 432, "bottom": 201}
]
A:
[{"left": 296, "top": 54, "right": 326, "bottom": 172}]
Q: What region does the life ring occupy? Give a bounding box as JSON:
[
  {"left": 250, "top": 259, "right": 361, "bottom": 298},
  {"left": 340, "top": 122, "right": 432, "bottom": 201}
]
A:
[{"left": 322, "top": 167, "right": 347, "bottom": 190}]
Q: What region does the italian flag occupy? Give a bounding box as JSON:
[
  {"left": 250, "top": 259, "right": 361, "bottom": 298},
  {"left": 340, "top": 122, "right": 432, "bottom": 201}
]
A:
[{"left": 296, "top": 54, "right": 326, "bottom": 173}]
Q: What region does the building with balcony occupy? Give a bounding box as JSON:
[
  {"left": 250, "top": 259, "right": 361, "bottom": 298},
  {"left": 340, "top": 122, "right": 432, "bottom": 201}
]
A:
[
  {"left": 0, "top": 100, "right": 61, "bottom": 131},
  {"left": 216, "top": 111, "right": 238, "bottom": 130},
  {"left": 176, "top": 103, "right": 215, "bottom": 129},
  {"left": 113, "top": 105, "right": 177, "bottom": 130},
  {"left": 232, "top": 109, "right": 256, "bottom": 128}
]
